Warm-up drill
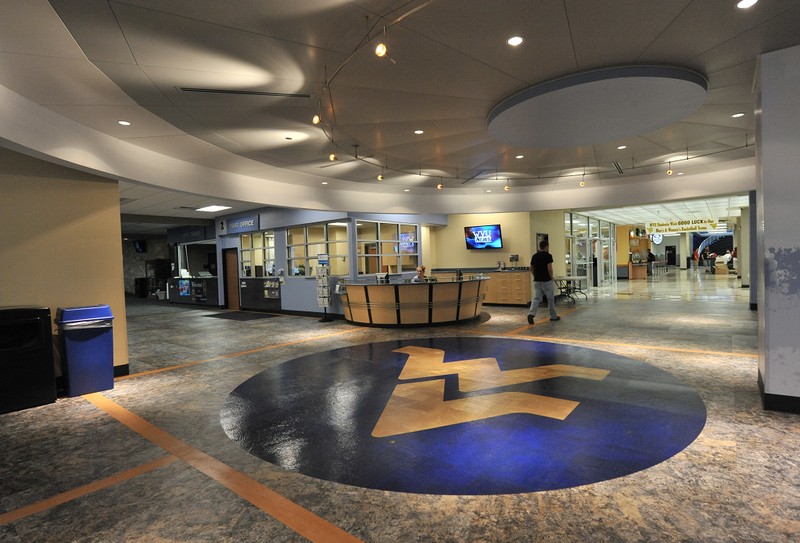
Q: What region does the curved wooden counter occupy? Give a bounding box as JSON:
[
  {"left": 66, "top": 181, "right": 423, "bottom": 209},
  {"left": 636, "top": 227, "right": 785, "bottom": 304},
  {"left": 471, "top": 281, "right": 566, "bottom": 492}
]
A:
[{"left": 338, "top": 278, "right": 487, "bottom": 326}]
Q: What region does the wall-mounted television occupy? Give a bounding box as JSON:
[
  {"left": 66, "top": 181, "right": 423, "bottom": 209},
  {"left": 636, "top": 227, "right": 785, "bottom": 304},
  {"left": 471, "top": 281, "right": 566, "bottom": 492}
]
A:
[{"left": 464, "top": 224, "right": 503, "bottom": 249}]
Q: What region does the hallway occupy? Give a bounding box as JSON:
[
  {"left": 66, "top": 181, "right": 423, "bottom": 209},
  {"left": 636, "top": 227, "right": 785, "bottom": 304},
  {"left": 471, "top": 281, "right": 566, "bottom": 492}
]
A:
[{"left": 2, "top": 270, "right": 797, "bottom": 542}]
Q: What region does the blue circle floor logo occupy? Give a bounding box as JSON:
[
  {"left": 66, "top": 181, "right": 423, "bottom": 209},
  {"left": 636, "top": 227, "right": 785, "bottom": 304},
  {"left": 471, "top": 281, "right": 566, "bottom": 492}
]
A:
[{"left": 221, "top": 337, "right": 706, "bottom": 495}]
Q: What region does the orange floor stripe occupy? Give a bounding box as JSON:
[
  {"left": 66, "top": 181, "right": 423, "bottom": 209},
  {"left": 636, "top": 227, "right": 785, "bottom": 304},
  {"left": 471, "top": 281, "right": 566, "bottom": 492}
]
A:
[
  {"left": 117, "top": 326, "right": 365, "bottom": 380},
  {"left": 524, "top": 335, "right": 758, "bottom": 359},
  {"left": 84, "top": 393, "right": 363, "bottom": 543},
  {"left": 0, "top": 455, "right": 178, "bottom": 526}
]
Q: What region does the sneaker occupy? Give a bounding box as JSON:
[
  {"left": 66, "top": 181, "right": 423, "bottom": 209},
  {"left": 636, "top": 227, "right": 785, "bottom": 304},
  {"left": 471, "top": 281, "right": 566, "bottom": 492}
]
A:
[
  {"left": 527, "top": 314, "right": 534, "bottom": 324},
  {"left": 550, "top": 316, "right": 561, "bottom": 321}
]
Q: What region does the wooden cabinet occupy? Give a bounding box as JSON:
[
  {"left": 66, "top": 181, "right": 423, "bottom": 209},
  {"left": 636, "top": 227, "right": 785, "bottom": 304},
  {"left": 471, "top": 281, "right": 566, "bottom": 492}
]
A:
[{"left": 484, "top": 271, "right": 530, "bottom": 305}]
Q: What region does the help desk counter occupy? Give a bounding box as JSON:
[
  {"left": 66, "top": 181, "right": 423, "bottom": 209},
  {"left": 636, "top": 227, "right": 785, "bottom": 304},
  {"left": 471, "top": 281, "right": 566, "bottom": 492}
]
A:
[{"left": 337, "top": 272, "right": 488, "bottom": 326}]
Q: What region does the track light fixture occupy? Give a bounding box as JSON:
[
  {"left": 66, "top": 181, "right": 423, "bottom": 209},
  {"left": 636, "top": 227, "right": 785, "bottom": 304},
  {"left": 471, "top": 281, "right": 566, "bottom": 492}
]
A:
[
  {"left": 312, "top": 114, "right": 321, "bottom": 125},
  {"left": 375, "top": 26, "right": 388, "bottom": 58},
  {"left": 504, "top": 179, "right": 510, "bottom": 191},
  {"left": 436, "top": 182, "right": 443, "bottom": 190},
  {"left": 377, "top": 174, "right": 384, "bottom": 181},
  {"left": 329, "top": 153, "right": 337, "bottom": 161},
  {"left": 666, "top": 161, "right": 673, "bottom": 176}
]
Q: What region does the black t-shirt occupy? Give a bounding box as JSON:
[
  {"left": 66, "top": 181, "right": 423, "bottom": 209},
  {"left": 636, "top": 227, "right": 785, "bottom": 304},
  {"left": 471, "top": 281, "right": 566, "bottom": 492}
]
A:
[{"left": 530, "top": 251, "right": 553, "bottom": 282}]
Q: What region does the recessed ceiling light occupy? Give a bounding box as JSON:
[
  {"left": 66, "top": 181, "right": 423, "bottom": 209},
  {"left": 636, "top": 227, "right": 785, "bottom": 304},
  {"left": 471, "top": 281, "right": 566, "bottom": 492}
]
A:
[
  {"left": 507, "top": 36, "right": 523, "bottom": 46},
  {"left": 117, "top": 120, "right": 131, "bottom": 126},
  {"left": 677, "top": 172, "right": 685, "bottom": 176},
  {"left": 414, "top": 129, "right": 424, "bottom": 135},
  {"left": 486, "top": 189, "right": 492, "bottom": 193},
  {"left": 617, "top": 145, "right": 627, "bottom": 150},
  {"left": 515, "top": 154, "right": 524, "bottom": 159},
  {"left": 322, "top": 181, "right": 328, "bottom": 185},
  {"left": 731, "top": 112, "right": 745, "bottom": 118},
  {"left": 737, "top": 0, "right": 758, "bottom": 8},
  {"left": 404, "top": 189, "right": 410, "bottom": 192},
  {"left": 195, "top": 205, "right": 231, "bottom": 213}
]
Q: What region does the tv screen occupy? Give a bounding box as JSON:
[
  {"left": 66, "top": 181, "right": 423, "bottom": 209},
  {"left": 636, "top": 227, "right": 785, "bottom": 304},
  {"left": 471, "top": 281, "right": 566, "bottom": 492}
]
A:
[{"left": 465, "top": 224, "right": 503, "bottom": 249}]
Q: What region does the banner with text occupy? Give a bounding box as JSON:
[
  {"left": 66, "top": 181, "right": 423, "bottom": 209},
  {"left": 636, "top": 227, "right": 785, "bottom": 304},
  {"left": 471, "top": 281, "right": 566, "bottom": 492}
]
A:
[{"left": 646, "top": 219, "right": 718, "bottom": 234}]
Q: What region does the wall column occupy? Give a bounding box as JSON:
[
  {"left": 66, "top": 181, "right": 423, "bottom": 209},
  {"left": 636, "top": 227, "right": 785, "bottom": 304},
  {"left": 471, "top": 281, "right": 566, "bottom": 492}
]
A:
[{"left": 756, "top": 45, "right": 800, "bottom": 412}]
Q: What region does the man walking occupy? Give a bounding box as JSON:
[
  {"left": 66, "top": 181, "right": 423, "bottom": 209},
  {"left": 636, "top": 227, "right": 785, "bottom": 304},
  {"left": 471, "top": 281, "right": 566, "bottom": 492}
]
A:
[{"left": 527, "top": 240, "right": 560, "bottom": 324}]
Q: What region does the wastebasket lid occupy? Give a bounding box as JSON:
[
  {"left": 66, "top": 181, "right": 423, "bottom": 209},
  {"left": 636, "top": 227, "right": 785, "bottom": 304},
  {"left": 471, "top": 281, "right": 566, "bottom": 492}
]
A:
[{"left": 55, "top": 305, "right": 113, "bottom": 323}]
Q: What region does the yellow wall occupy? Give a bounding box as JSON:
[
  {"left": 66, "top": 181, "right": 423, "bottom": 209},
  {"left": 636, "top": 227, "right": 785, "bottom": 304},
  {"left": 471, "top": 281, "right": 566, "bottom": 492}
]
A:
[
  {"left": 0, "top": 149, "right": 129, "bottom": 369},
  {"left": 429, "top": 212, "right": 532, "bottom": 269},
  {"left": 616, "top": 225, "right": 631, "bottom": 264},
  {"left": 529, "top": 210, "right": 567, "bottom": 277},
  {"left": 427, "top": 210, "right": 568, "bottom": 275}
]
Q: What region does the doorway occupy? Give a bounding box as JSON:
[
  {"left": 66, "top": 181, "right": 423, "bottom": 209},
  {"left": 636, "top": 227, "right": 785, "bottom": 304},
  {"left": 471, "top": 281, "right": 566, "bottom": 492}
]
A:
[
  {"left": 223, "top": 248, "right": 240, "bottom": 310},
  {"left": 665, "top": 246, "right": 677, "bottom": 266}
]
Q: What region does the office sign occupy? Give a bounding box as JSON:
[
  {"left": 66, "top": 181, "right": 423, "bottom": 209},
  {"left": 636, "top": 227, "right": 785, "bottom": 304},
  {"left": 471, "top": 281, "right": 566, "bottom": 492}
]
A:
[
  {"left": 646, "top": 219, "right": 718, "bottom": 234},
  {"left": 225, "top": 215, "right": 260, "bottom": 234}
]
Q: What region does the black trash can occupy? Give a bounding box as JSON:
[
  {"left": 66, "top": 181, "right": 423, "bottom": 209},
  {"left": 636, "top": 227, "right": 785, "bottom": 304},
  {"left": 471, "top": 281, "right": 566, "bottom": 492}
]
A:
[
  {"left": 56, "top": 305, "right": 114, "bottom": 397},
  {"left": 0, "top": 306, "right": 57, "bottom": 414}
]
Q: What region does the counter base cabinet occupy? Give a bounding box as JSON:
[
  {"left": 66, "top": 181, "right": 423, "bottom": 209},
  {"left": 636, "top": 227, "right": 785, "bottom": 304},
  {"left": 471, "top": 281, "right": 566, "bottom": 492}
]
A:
[
  {"left": 167, "top": 278, "right": 219, "bottom": 306},
  {"left": 629, "top": 263, "right": 648, "bottom": 280},
  {"left": 339, "top": 279, "right": 485, "bottom": 327},
  {"left": 239, "top": 278, "right": 281, "bottom": 311},
  {"left": 483, "top": 272, "right": 531, "bottom": 305}
]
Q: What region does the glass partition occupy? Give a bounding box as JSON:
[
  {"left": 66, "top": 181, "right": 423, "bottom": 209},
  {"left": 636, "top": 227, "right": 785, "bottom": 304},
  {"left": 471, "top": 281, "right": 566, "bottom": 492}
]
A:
[
  {"left": 240, "top": 231, "right": 275, "bottom": 277},
  {"left": 286, "top": 222, "right": 350, "bottom": 277},
  {"left": 357, "top": 221, "right": 419, "bottom": 274}
]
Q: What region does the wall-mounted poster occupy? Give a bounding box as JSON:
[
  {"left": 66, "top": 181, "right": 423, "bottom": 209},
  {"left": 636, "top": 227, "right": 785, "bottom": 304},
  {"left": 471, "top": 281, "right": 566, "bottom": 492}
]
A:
[
  {"left": 178, "top": 279, "right": 191, "bottom": 296},
  {"left": 629, "top": 238, "right": 640, "bottom": 247},
  {"left": 536, "top": 232, "right": 549, "bottom": 248}
]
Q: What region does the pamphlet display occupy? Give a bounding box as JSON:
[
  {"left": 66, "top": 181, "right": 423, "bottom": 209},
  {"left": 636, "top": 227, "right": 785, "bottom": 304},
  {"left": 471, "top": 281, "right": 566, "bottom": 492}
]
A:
[
  {"left": 316, "top": 254, "right": 333, "bottom": 322},
  {"left": 317, "top": 265, "right": 331, "bottom": 308}
]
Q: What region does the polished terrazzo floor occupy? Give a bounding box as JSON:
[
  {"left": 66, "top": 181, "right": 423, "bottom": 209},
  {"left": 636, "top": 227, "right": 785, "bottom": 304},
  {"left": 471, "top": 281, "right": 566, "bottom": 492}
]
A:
[{"left": 2, "top": 269, "right": 799, "bottom": 542}]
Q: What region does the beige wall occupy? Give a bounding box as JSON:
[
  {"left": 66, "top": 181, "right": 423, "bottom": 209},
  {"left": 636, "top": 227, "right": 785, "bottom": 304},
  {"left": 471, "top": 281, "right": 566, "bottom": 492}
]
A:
[
  {"left": 0, "top": 149, "right": 129, "bottom": 369},
  {"left": 428, "top": 212, "right": 532, "bottom": 269},
  {"left": 427, "top": 211, "right": 570, "bottom": 274},
  {"left": 529, "top": 210, "right": 567, "bottom": 277}
]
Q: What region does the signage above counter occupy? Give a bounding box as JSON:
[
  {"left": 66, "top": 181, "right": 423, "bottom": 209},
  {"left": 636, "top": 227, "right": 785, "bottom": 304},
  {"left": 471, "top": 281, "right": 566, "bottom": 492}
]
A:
[{"left": 646, "top": 219, "right": 718, "bottom": 234}]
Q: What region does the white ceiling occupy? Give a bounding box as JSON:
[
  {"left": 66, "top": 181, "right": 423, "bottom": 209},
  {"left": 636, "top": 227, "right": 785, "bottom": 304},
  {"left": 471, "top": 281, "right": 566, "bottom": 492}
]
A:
[
  {"left": 584, "top": 194, "right": 750, "bottom": 226},
  {"left": 1, "top": 1, "right": 797, "bottom": 234}
]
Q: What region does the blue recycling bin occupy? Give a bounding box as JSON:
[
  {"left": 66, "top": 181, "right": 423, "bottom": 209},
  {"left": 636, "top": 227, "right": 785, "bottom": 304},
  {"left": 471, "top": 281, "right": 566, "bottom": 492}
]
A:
[{"left": 56, "top": 305, "right": 114, "bottom": 397}]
